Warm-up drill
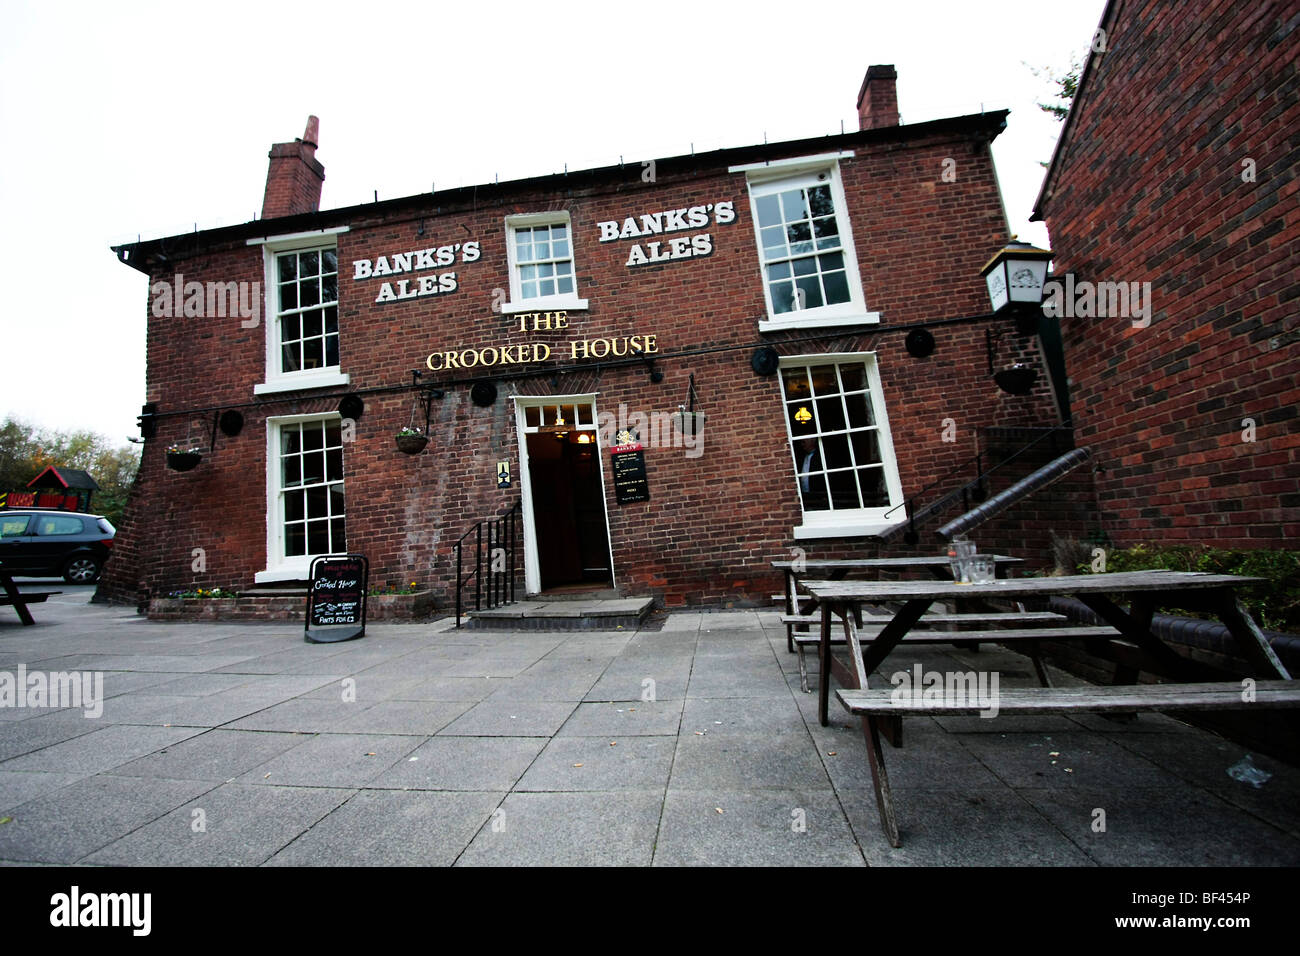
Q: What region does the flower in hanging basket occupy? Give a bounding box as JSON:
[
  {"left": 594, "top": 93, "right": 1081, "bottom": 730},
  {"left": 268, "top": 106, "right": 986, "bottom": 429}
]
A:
[
  {"left": 165, "top": 444, "right": 203, "bottom": 471},
  {"left": 395, "top": 427, "right": 428, "bottom": 454}
]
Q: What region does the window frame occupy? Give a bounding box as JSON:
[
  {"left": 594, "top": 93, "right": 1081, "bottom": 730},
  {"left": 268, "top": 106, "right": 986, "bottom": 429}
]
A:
[
  {"left": 249, "top": 227, "right": 351, "bottom": 395},
  {"left": 255, "top": 412, "right": 347, "bottom": 583},
  {"left": 734, "top": 154, "right": 878, "bottom": 332},
  {"left": 778, "top": 352, "right": 906, "bottom": 539},
  {"left": 499, "top": 211, "right": 589, "bottom": 314}
]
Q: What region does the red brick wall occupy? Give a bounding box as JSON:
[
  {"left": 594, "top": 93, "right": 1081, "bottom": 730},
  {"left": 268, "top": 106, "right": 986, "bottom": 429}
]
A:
[
  {"left": 100, "top": 118, "right": 1070, "bottom": 609},
  {"left": 1036, "top": 0, "right": 1300, "bottom": 549}
]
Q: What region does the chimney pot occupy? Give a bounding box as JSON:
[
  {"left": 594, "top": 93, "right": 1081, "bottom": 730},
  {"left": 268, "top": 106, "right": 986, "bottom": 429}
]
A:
[{"left": 261, "top": 115, "right": 325, "bottom": 219}]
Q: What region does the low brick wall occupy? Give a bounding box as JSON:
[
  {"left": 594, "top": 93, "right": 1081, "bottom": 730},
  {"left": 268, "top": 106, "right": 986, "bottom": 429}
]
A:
[{"left": 148, "top": 591, "right": 436, "bottom": 622}]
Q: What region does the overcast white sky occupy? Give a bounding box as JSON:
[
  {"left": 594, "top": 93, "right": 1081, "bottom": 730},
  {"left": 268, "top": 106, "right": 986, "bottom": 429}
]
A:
[{"left": 0, "top": 0, "right": 1105, "bottom": 444}]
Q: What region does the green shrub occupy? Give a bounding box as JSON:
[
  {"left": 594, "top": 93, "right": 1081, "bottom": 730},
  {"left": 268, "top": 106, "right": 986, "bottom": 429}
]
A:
[{"left": 1079, "top": 545, "right": 1300, "bottom": 633}]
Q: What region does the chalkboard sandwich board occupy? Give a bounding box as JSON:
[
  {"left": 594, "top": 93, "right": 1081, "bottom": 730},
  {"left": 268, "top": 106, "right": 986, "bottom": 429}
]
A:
[{"left": 305, "top": 554, "right": 369, "bottom": 644}]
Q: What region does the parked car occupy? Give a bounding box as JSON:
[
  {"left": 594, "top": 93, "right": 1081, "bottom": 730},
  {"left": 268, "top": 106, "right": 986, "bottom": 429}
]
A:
[{"left": 0, "top": 510, "right": 116, "bottom": 583}]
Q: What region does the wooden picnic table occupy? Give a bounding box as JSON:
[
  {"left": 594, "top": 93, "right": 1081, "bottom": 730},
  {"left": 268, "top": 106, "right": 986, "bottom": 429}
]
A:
[
  {"left": 801, "top": 570, "right": 1299, "bottom": 846},
  {"left": 0, "top": 563, "right": 61, "bottom": 626},
  {"left": 770, "top": 555, "right": 1024, "bottom": 651}
]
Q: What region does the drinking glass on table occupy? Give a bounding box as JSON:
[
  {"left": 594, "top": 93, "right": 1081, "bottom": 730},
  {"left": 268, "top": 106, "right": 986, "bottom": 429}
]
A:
[{"left": 967, "top": 554, "right": 996, "bottom": 584}]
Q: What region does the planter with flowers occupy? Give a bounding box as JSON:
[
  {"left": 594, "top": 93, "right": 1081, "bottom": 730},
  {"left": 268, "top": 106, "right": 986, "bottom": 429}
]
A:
[
  {"left": 166, "top": 444, "right": 203, "bottom": 471},
  {"left": 395, "top": 427, "right": 428, "bottom": 455},
  {"left": 368, "top": 581, "right": 436, "bottom": 620}
]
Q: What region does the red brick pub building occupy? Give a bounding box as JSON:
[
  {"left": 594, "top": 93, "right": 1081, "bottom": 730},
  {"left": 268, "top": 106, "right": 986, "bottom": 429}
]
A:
[{"left": 102, "top": 68, "right": 1082, "bottom": 616}]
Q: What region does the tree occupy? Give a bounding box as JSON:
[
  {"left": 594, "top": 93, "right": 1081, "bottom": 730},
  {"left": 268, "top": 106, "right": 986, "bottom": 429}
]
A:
[
  {"left": 1028, "top": 58, "right": 1082, "bottom": 123},
  {"left": 0, "top": 417, "right": 140, "bottom": 528}
]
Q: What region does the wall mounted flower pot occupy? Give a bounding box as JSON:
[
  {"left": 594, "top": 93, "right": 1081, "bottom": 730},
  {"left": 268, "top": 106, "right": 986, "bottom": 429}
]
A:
[
  {"left": 166, "top": 451, "right": 202, "bottom": 472},
  {"left": 396, "top": 434, "right": 428, "bottom": 454},
  {"left": 993, "top": 366, "right": 1038, "bottom": 396}
]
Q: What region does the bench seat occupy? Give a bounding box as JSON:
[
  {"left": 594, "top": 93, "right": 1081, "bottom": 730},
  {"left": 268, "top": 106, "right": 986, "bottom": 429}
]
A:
[
  {"left": 0, "top": 592, "right": 57, "bottom": 605},
  {"left": 839, "top": 679, "right": 1300, "bottom": 716}
]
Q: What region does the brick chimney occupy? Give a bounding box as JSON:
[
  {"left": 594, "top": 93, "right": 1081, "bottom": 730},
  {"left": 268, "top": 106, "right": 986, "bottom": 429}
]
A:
[
  {"left": 857, "top": 65, "right": 899, "bottom": 130},
  {"left": 261, "top": 116, "right": 325, "bottom": 219}
]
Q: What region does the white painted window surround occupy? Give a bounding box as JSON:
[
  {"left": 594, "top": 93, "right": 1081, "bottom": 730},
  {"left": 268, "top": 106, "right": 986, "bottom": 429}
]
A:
[
  {"left": 499, "top": 211, "right": 589, "bottom": 315},
  {"left": 777, "top": 352, "right": 907, "bottom": 540},
  {"left": 248, "top": 227, "right": 351, "bottom": 395},
  {"left": 731, "top": 153, "right": 879, "bottom": 333},
  {"left": 255, "top": 412, "right": 345, "bottom": 583}
]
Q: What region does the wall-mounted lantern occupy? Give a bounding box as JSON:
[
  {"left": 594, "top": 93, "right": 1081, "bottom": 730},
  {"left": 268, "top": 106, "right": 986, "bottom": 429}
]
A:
[{"left": 981, "top": 239, "right": 1053, "bottom": 393}]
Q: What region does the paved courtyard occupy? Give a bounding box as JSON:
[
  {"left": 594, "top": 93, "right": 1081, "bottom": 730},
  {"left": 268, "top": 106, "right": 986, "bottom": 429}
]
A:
[{"left": 1, "top": 591, "right": 1297, "bottom": 866}]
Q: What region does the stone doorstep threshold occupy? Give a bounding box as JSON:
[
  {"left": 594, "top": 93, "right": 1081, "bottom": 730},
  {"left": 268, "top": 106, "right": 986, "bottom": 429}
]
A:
[{"left": 465, "top": 597, "right": 654, "bottom": 630}]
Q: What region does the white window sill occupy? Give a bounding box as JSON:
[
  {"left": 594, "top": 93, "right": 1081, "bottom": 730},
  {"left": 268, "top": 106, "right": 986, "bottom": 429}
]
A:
[
  {"left": 759, "top": 311, "right": 880, "bottom": 334},
  {"left": 254, "top": 370, "right": 350, "bottom": 396},
  {"left": 499, "top": 295, "right": 589, "bottom": 315},
  {"left": 793, "top": 517, "right": 907, "bottom": 540},
  {"left": 255, "top": 564, "right": 314, "bottom": 584}
]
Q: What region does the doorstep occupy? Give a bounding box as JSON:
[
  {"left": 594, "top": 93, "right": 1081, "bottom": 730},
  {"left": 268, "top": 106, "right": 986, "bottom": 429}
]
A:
[{"left": 465, "top": 597, "right": 654, "bottom": 630}]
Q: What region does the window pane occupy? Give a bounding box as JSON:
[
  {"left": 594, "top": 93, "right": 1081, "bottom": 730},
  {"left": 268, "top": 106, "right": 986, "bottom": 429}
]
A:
[
  {"left": 332, "top": 518, "right": 346, "bottom": 552},
  {"left": 809, "top": 184, "right": 835, "bottom": 216},
  {"left": 301, "top": 251, "right": 319, "bottom": 274},
  {"left": 809, "top": 366, "right": 836, "bottom": 395},
  {"left": 302, "top": 310, "right": 323, "bottom": 337},
  {"left": 322, "top": 249, "right": 337, "bottom": 273},
  {"left": 859, "top": 467, "right": 889, "bottom": 507},
  {"left": 286, "top": 524, "right": 305, "bottom": 556},
  {"left": 325, "top": 336, "right": 339, "bottom": 368},
  {"left": 851, "top": 430, "right": 882, "bottom": 465},
  {"left": 792, "top": 256, "right": 817, "bottom": 277},
  {"left": 303, "top": 338, "right": 324, "bottom": 369},
  {"left": 280, "top": 283, "right": 298, "bottom": 310},
  {"left": 795, "top": 276, "right": 824, "bottom": 309},
  {"left": 823, "top": 271, "right": 850, "bottom": 305},
  {"left": 828, "top": 470, "right": 861, "bottom": 509},
  {"left": 322, "top": 274, "right": 338, "bottom": 302},
  {"left": 839, "top": 365, "right": 867, "bottom": 393},
  {"left": 780, "top": 189, "right": 808, "bottom": 222},
  {"left": 768, "top": 260, "right": 791, "bottom": 280},
  {"left": 770, "top": 281, "right": 796, "bottom": 314},
  {"left": 327, "top": 448, "right": 343, "bottom": 481},
  {"left": 755, "top": 194, "right": 781, "bottom": 226},
  {"left": 324, "top": 307, "right": 338, "bottom": 333},
  {"left": 330, "top": 487, "right": 345, "bottom": 516},
  {"left": 278, "top": 255, "right": 297, "bottom": 281},
  {"left": 816, "top": 395, "right": 846, "bottom": 432},
  {"left": 283, "top": 454, "right": 301, "bottom": 488},
  {"left": 302, "top": 424, "right": 323, "bottom": 450},
  {"left": 307, "top": 520, "right": 329, "bottom": 555},
  {"left": 281, "top": 343, "right": 300, "bottom": 372},
  {"left": 285, "top": 490, "right": 304, "bottom": 522},
  {"left": 797, "top": 467, "right": 828, "bottom": 511},
  {"left": 821, "top": 433, "right": 852, "bottom": 469},
  {"left": 780, "top": 367, "right": 811, "bottom": 400},
  {"left": 844, "top": 392, "right": 875, "bottom": 429},
  {"left": 557, "top": 277, "right": 573, "bottom": 294},
  {"left": 283, "top": 427, "right": 301, "bottom": 454},
  {"left": 306, "top": 486, "right": 329, "bottom": 518},
  {"left": 303, "top": 451, "right": 325, "bottom": 485},
  {"left": 525, "top": 406, "right": 541, "bottom": 427}
]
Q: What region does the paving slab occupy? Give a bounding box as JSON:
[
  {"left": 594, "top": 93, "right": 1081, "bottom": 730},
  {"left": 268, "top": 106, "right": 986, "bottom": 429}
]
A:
[
  {"left": 654, "top": 788, "right": 865, "bottom": 867},
  {"left": 455, "top": 791, "right": 661, "bottom": 866},
  {"left": 265, "top": 789, "right": 503, "bottom": 866},
  {"left": 516, "top": 735, "right": 673, "bottom": 791},
  {"left": 82, "top": 782, "right": 355, "bottom": 866},
  {"left": 112, "top": 729, "right": 308, "bottom": 782},
  {"left": 557, "top": 699, "right": 685, "bottom": 737},
  {"left": 0, "top": 723, "right": 203, "bottom": 775},
  {"left": 237, "top": 733, "right": 424, "bottom": 788},
  {"left": 368, "top": 736, "right": 546, "bottom": 791},
  {"left": 0, "top": 774, "right": 216, "bottom": 864},
  {"left": 439, "top": 699, "right": 577, "bottom": 737}
]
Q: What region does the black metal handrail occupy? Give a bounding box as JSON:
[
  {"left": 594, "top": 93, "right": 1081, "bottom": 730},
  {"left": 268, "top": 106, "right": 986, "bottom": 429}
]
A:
[
  {"left": 454, "top": 501, "right": 520, "bottom": 627},
  {"left": 880, "top": 422, "right": 1076, "bottom": 544}
]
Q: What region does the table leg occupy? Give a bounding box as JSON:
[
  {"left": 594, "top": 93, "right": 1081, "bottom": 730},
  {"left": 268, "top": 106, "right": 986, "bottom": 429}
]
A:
[
  {"left": 818, "top": 600, "right": 835, "bottom": 727},
  {"left": 784, "top": 569, "right": 797, "bottom": 653},
  {"left": 1077, "top": 593, "right": 1200, "bottom": 680},
  {"left": 1, "top": 574, "right": 35, "bottom": 626},
  {"left": 861, "top": 715, "right": 902, "bottom": 848},
  {"left": 1214, "top": 594, "right": 1291, "bottom": 680}
]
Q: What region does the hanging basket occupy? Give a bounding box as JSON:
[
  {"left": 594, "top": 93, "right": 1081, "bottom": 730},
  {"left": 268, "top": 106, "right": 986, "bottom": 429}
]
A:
[
  {"left": 993, "top": 365, "right": 1038, "bottom": 396},
  {"left": 395, "top": 433, "right": 428, "bottom": 455},
  {"left": 166, "top": 450, "right": 203, "bottom": 472}
]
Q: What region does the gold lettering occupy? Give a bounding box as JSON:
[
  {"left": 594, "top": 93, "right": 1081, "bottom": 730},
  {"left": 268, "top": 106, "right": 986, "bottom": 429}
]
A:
[
  {"left": 644, "top": 334, "right": 658, "bottom": 354},
  {"left": 570, "top": 339, "right": 590, "bottom": 360},
  {"left": 554, "top": 311, "right": 568, "bottom": 329},
  {"left": 589, "top": 338, "right": 610, "bottom": 358},
  {"left": 460, "top": 349, "right": 480, "bottom": 368},
  {"left": 444, "top": 351, "right": 461, "bottom": 369},
  {"left": 480, "top": 347, "right": 499, "bottom": 366},
  {"left": 611, "top": 337, "right": 629, "bottom": 357},
  {"left": 426, "top": 352, "right": 444, "bottom": 371},
  {"left": 535, "top": 344, "right": 552, "bottom": 362}
]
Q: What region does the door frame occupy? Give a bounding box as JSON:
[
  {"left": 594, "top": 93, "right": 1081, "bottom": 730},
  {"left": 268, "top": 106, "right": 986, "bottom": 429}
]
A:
[{"left": 511, "top": 393, "right": 616, "bottom": 595}]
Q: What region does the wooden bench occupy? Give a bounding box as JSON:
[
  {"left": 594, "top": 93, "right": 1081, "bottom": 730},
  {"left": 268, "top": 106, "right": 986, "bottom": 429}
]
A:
[
  {"left": 838, "top": 680, "right": 1300, "bottom": 847},
  {"left": 781, "top": 609, "right": 1097, "bottom": 693}
]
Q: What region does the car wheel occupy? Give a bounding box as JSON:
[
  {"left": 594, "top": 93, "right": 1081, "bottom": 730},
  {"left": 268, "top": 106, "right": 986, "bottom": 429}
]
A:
[{"left": 63, "top": 555, "right": 101, "bottom": 584}]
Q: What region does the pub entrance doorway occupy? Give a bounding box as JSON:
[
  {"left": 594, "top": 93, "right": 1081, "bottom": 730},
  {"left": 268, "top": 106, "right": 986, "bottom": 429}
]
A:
[{"left": 514, "top": 397, "right": 614, "bottom": 595}]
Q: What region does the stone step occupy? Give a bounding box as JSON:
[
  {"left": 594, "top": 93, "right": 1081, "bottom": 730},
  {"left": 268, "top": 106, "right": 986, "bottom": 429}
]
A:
[{"left": 465, "top": 597, "right": 654, "bottom": 630}]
